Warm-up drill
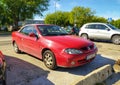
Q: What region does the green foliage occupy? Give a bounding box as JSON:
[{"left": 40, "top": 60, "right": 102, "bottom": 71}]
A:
[
  {"left": 92, "top": 16, "right": 107, "bottom": 23},
  {"left": 45, "top": 6, "right": 120, "bottom": 29},
  {"left": 0, "top": 0, "right": 49, "bottom": 29},
  {"left": 45, "top": 6, "right": 96, "bottom": 27},
  {"left": 111, "top": 19, "right": 120, "bottom": 29},
  {"left": 70, "top": 6, "right": 95, "bottom": 27},
  {"left": 45, "top": 11, "right": 70, "bottom": 27}
]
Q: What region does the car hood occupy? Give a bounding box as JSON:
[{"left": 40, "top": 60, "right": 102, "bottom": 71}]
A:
[
  {"left": 115, "top": 29, "right": 120, "bottom": 32},
  {"left": 113, "top": 29, "right": 120, "bottom": 34},
  {"left": 44, "top": 35, "right": 93, "bottom": 48}
]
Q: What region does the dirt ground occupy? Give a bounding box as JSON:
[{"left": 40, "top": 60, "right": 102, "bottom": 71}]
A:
[{"left": 95, "top": 41, "right": 120, "bottom": 60}]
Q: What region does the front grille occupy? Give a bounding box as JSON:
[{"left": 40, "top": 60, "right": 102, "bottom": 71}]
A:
[{"left": 80, "top": 45, "right": 94, "bottom": 51}]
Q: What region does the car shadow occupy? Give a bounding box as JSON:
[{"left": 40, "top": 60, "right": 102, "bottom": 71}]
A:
[
  {"left": 92, "top": 40, "right": 112, "bottom": 44},
  {"left": 13, "top": 53, "right": 115, "bottom": 76},
  {"left": 56, "top": 54, "right": 115, "bottom": 76},
  {"left": 5, "top": 55, "right": 54, "bottom": 85}
]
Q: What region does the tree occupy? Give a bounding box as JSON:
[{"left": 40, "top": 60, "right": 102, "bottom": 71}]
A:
[
  {"left": 111, "top": 19, "right": 120, "bottom": 29},
  {"left": 92, "top": 16, "right": 107, "bottom": 23},
  {"left": 45, "top": 13, "right": 56, "bottom": 24},
  {"left": 45, "top": 11, "right": 70, "bottom": 26},
  {"left": 69, "top": 6, "right": 95, "bottom": 27},
  {"left": 0, "top": 0, "right": 49, "bottom": 30}
]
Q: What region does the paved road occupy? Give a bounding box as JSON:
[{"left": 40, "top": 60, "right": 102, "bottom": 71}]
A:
[{"left": 0, "top": 35, "right": 119, "bottom": 85}]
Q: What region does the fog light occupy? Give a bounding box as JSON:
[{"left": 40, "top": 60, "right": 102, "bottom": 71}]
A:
[{"left": 71, "top": 61, "right": 75, "bottom": 65}]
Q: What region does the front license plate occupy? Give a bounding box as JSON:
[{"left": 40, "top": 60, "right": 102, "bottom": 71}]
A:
[{"left": 86, "top": 53, "right": 96, "bottom": 60}]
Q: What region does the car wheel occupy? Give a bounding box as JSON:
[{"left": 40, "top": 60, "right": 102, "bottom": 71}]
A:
[
  {"left": 13, "top": 42, "right": 21, "bottom": 53},
  {"left": 112, "top": 35, "right": 120, "bottom": 45},
  {"left": 43, "top": 50, "right": 57, "bottom": 70},
  {"left": 81, "top": 34, "right": 88, "bottom": 39}
]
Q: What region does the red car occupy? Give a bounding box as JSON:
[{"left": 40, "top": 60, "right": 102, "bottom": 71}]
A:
[
  {"left": 0, "top": 51, "right": 6, "bottom": 85},
  {"left": 12, "top": 24, "right": 97, "bottom": 69}
]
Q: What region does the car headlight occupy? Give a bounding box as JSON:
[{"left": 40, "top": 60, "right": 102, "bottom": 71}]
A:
[{"left": 65, "top": 49, "right": 83, "bottom": 54}]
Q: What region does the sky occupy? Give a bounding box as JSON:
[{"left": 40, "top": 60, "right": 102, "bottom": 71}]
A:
[{"left": 34, "top": 0, "right": 120, "bottom": 20}]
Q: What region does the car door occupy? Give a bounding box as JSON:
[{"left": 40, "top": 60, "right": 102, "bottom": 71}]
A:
[
  {"left": 28, "top": 26, "right": 41, "bottom": 58},
  {"left": 20, "top": 26, "right": 41, "bottom": 57},
  {"left": 85, "top": 24, "right": 99, "bottom": 39},
  {"left": 95, "top": 24, "right": 111, "bottom": 40}
]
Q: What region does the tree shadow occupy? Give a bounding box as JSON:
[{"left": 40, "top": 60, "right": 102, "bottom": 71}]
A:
[
  {"left": 5, "top": 55, "right": 54, "bottom": 85},
  {"left": 56, "top": 54, "right": 115, "bottom": 76}
]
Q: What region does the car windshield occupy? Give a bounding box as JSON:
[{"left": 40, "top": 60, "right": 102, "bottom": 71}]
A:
[
  {"left": 107, "top": 24, "right": 118, "bottom": 30},
  {"left": 38, "top": 25, "right": 69, "bottom": 36}
]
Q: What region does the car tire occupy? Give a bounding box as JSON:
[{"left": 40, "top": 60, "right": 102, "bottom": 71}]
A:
[
  {"left": 13, "top": 42, "right": 21, "bottom": 53},
  {"left": 43, "top": 50, "right": 57, "bottom": 70},
  {"left": 112, "top": 35, "right": 120, "bottom": 45},
  {"left": 81, "top": 34, "right": 88, "bottom": 39}
]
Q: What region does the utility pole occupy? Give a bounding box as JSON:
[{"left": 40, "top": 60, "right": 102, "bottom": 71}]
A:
[
  {"left": 54, "top": 0, "right": 56, "bottom": 25},
  {"left": 54, "top": 0, "right": 60, "bottom": 25}
]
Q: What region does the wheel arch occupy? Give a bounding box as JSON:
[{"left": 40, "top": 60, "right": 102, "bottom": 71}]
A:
[
  {"left": 81, "top": 33, "right": 89, "bottom": 39},
  {"left": 111, "top": 34, "right": 120, "bottom": 40},
  {"left": 12, "top": 40, "right": 15, "bottom": 45},
  {"left": 81, "top": 33, "right": 88, "bottom": 36},
  {"left": 41, "top": 48, "right": 57, "bottom": 69},
  {"left": 41, "top": 48, "right": 55, "bottom": 59}
]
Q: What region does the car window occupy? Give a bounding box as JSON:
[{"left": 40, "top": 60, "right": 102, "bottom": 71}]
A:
[
  {"left": 96, "top": 24, "right": 107, "bottom": 30},
  {"left": 107, "top": 24, "right": 118, "bottom": 30},
  {"left": 85, "top": 24, "right": 96, "bottom": 29},
  {"left": 37, "top": 25, "right": 68, "bottom": 36},
  {"left": 85, "top": 24, "right": 108, "bottom": 30},
  {"left": 20, "top": 26, "right": 38, "bottom": 36}
]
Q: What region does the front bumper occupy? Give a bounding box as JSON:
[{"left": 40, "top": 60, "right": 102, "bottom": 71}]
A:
[{"left": 56, "top": 49, "right": 97, "bottom": 68}]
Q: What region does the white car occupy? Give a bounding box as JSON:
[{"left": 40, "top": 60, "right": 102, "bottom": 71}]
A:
[{"left": 79, "top": 23, "right": 120, "bottom": 44}]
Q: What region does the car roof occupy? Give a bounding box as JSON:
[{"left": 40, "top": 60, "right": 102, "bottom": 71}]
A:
[
  {"left": 84, "top": 22, "right": 107, "bottom": 25},
  {"left": 24, "top": 24, "right": 55, "bottom": 26},
  {"left": 18, "top": 24, "right": 56, "bottom": 32}
]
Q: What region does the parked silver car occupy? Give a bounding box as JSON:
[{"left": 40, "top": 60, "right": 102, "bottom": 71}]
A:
[{"left": 79, "top": 23, "right": 120, "bottom": 44}]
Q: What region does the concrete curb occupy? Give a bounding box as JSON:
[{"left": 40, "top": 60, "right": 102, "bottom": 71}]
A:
[{"left": 71, "top": 64, "right": 112, "bottom": 85}]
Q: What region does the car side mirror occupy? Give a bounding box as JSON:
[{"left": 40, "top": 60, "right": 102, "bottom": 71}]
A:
[
  {"left": 106, "top": 28, "right": 110, "bottom": 31},
  {"left": 29, "top": 32, "right": 38, "bottom": 39}
]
